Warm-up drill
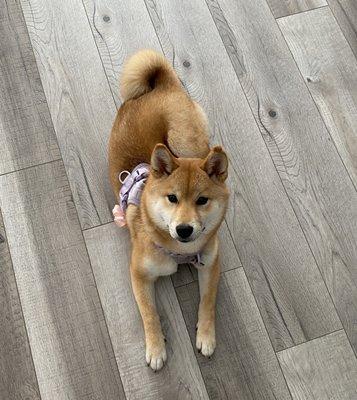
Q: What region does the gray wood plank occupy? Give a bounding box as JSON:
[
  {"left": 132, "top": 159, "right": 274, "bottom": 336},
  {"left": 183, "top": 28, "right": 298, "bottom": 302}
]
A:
[
  {"left": 176, "top": 268, "right": 292, "bottom": 400},
  {"left": 206, "top": 0, "right": 357, "bottom": 353},
  {"left": 171, "top": 264, "right": 195, "bottom": 288},
  {"left": 0, "top": 161, "right": 125, "bottom": 400},
  {"left": 278, "top": 8, "right": 357, "bottom": 189},
  {"left": 19, "top": 0, "right": 117, "bottom": 229},
  {"left": 84, "top": 223, "right": 209, "bottom": 400},
  {"left": 327, "top": 0, "right": 357, "bottom": 59},
  {"left": 278, "top": 330, "right": 357, "bottom": 400},
  {"left": 0, "top": 0, "right": 60, "bottom": 175},
  {"left": 266, "top": 0, "right": 327, "bottom": 18},
  {"left": 144, "top": 0, "right": 340, "bottom": 351},
  {"left": 0, "top": 210, "right": 41, "bottom": 400},
  {"left": 172, "top": 220, "right": 242, "bottom": 287},
  {"left": 81, "top": 0, "right": 162, "bottom": 107}
]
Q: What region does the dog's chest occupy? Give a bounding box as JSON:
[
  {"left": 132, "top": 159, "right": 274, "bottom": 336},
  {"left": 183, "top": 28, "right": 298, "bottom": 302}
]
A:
[{"left": 143, "top": 254, "right": 178, "bottom": 278}]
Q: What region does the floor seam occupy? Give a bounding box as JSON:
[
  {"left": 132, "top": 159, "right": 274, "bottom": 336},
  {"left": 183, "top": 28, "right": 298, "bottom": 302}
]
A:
[
  {"left": 0, "top": 158, "right": 62, "bottom": 178},
  {"left": 275, "top": 4, "right": 328, "bottom": 20},
  {"left": 276, "top": 328, "right": 345, "bottom": 354}
]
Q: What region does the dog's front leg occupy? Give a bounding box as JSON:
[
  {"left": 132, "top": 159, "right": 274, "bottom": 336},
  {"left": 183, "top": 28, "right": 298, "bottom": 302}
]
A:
[
  {"left": 130, "top": 267, "right": 166, "bottom": 371},
  {"left": 196, "top": 247, "right": 220, "bottom": 357}
]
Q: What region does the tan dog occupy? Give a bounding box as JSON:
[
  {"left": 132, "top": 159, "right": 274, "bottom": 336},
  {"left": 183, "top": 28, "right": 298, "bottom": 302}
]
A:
[{"left": 109, "top": 50, "right": 229, "bottom": 371}]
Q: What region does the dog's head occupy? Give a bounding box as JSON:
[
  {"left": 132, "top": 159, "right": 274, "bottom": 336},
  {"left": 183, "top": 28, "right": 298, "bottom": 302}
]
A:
[{"left": 143, "top": 144, "right": 229, "bottom": 245}]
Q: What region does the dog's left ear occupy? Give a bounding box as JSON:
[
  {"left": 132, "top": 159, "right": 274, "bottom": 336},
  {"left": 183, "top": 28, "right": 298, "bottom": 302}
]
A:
[
  {"left": 202, "top": 146, "right": 228, "bottom": 182},
  {"left": 151, "top": 144, "right": 178, "bottom": 177}
]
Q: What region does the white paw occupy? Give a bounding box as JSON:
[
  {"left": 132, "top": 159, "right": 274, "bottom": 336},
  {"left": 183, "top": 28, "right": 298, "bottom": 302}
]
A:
[
  {"left": 196, "top": 326, "right": 216, "bottom": 357},
  {"left": 146, "top": 340, "right": 167, "bottom": 371}
]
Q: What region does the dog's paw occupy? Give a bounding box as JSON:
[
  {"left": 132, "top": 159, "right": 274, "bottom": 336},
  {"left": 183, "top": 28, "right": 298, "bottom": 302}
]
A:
[
  {"left": 146, "top": 339, "right": 167, "bottom": 371},
  {"left": 196, "top": 325, "right": 216, "bottom": 357}
]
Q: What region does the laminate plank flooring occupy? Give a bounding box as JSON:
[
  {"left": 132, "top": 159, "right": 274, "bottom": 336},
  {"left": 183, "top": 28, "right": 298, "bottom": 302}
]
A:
[
  {"left": 278, "top": 330, "right": 357, "bottom": 399},
  {"left": 0, "top": 210, "right": 41, "bottom": 400},
  {"left": 144, "top": 0, "right": 340, "bottom": 352},
  {"left": 0, "top": 161, "right": 125, "bottom": 399},
  {"left": 0, "top": 0, "right": 60, "bottom": 175},
  {"left": 206, "top": 0, "right": 357, "bottom": 354},
  {"left": 278, "top": 7, "right": 357, "bottom": 189},
  {"left": 0, "top": 0, "right": 356, "bottom": 398}
]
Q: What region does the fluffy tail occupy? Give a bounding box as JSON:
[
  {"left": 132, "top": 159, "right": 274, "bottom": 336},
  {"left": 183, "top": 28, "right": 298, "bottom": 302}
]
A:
[{"left": 120, "top": 49, "right": 181, "bottom": 101}]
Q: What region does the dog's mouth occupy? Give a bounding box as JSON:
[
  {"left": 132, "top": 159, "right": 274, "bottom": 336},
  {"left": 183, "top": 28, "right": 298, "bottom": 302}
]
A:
[{"left": 177, "top": 237, "right": 194, "bottom": 243}]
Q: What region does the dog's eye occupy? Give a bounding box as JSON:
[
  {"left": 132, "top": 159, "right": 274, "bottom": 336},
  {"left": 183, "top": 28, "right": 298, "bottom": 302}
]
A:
[
  {"left": 167, "top": 194, "right": 178, "bottom": 203},
  {"left": 196, "top": 196, "right": 208, "bottom": 205}
]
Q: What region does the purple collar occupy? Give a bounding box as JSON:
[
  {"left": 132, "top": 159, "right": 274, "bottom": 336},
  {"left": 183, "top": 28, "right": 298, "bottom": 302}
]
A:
[
  {"left": 118, "top": 163, "right": 203, "bottom": 266},
  {"left": 155, "top": 244, "right": 204, "bottom": 266},
  {"left": 119, "top": 163, "right": 150, "bottom": 212}
]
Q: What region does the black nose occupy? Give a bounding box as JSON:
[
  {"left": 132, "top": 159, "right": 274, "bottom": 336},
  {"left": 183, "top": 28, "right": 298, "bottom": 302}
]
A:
[{"left": 176, "top": 224, "right": 193, "bottom": 239}]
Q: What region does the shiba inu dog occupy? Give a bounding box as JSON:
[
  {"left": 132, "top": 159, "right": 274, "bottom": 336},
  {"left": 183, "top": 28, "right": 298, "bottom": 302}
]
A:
[{"left": 108, "top": 49, "right": 229, "bottom": 371}]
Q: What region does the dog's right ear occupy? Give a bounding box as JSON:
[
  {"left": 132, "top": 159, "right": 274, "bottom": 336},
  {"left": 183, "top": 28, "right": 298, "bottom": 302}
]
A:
[
  {"left": 202, "top": 146, "right": 228, "bottom": 182},
  {"left": 151, "top": 144, "right": 177, "bottom": 177}
]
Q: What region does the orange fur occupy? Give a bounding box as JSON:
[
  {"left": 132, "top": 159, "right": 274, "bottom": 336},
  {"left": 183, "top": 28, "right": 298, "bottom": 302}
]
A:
[{"left": 108, "top": 49, "right": 229, "bottom": 370}]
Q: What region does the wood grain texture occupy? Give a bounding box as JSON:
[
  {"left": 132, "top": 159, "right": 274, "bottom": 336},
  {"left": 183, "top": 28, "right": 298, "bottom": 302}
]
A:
[
  {"left": 279, "top": 8, "right": 357, "bottom": 188},
  {"left": 176, "top": 268, "right": 292, "bottom": 400},
  {"left": 81, "top": 0, "right": 162, "bottom": 106},
  {"left": 327, "top": 0, "right": 357, "bottom": 58},
  {"left": 278, "top": 330, "right": 357, "bottom": 399},
  {"left": 266, "top": 0, "right": 327, "bottom": 18},
  {"left": 144, "top": 0, "right": 341, "bottom": 351},
  {"left": 172, "top": 220, "right": 242, "bottom": 287},
  {"left": 19, "top": 0, "right": 117, "bottom": 229},
  {"left": 0, "top": 161, "right": 125, "bottom": 400},
  {"left": 206, "top": 0, "right": 357, "bottom": 353},
  {"left": 0, "top": 0, "right": 60, "bottom": 175},
  {"left": 84, "top": 222, "right": 209, "bottom": 400},
  {"left": 0, "top": 210, "right": 41, "bottom": 399}
]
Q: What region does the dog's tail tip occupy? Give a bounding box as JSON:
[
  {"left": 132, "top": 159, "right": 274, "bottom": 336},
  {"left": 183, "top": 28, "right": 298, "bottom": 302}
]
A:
[{"left": 120, "top": 49, "right": 181, "bottom": 101}]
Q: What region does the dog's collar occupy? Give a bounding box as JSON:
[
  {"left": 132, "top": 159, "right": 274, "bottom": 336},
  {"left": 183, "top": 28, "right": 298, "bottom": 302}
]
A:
[
  {"left": 155, "top": 243, "right": 204, "bottom": 266},
  {"left": 118, "top": 163, "right": 150, "bottom": 212}
]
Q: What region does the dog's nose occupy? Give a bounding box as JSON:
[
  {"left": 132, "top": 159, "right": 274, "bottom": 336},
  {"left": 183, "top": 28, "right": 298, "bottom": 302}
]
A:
[{"left": 176, "top": 224, "right": 193, "bottom": 239}]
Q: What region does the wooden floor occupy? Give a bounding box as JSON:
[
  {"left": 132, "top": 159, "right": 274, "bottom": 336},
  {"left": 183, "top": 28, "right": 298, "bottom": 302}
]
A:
[{"left": 1, "top": 0, "right": 356, "bottom": 398}]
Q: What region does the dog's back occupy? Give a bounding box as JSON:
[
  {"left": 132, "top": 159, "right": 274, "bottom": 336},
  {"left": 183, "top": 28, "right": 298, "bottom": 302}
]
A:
[{"left": 108, "top": 50, "right": 210, "bottom": 196}]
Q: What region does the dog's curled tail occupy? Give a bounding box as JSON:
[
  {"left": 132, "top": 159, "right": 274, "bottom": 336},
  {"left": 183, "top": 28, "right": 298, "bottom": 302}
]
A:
[{"left": 120, "top": 49, "right": 181, "bottom": 101}]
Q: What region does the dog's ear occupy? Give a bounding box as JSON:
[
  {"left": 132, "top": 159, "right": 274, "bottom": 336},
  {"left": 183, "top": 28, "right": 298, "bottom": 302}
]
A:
[
  {"left": 202, "top": 146, "right": 228, "bottom": 182},
  {"left": 151, "top": 144, "right": 177, "bottom": 177}
]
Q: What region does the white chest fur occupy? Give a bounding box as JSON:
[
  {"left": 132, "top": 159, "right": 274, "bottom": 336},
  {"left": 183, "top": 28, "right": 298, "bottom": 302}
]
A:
[{"left": 143, "top": 253, "right": 178, "bottom": 279}]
